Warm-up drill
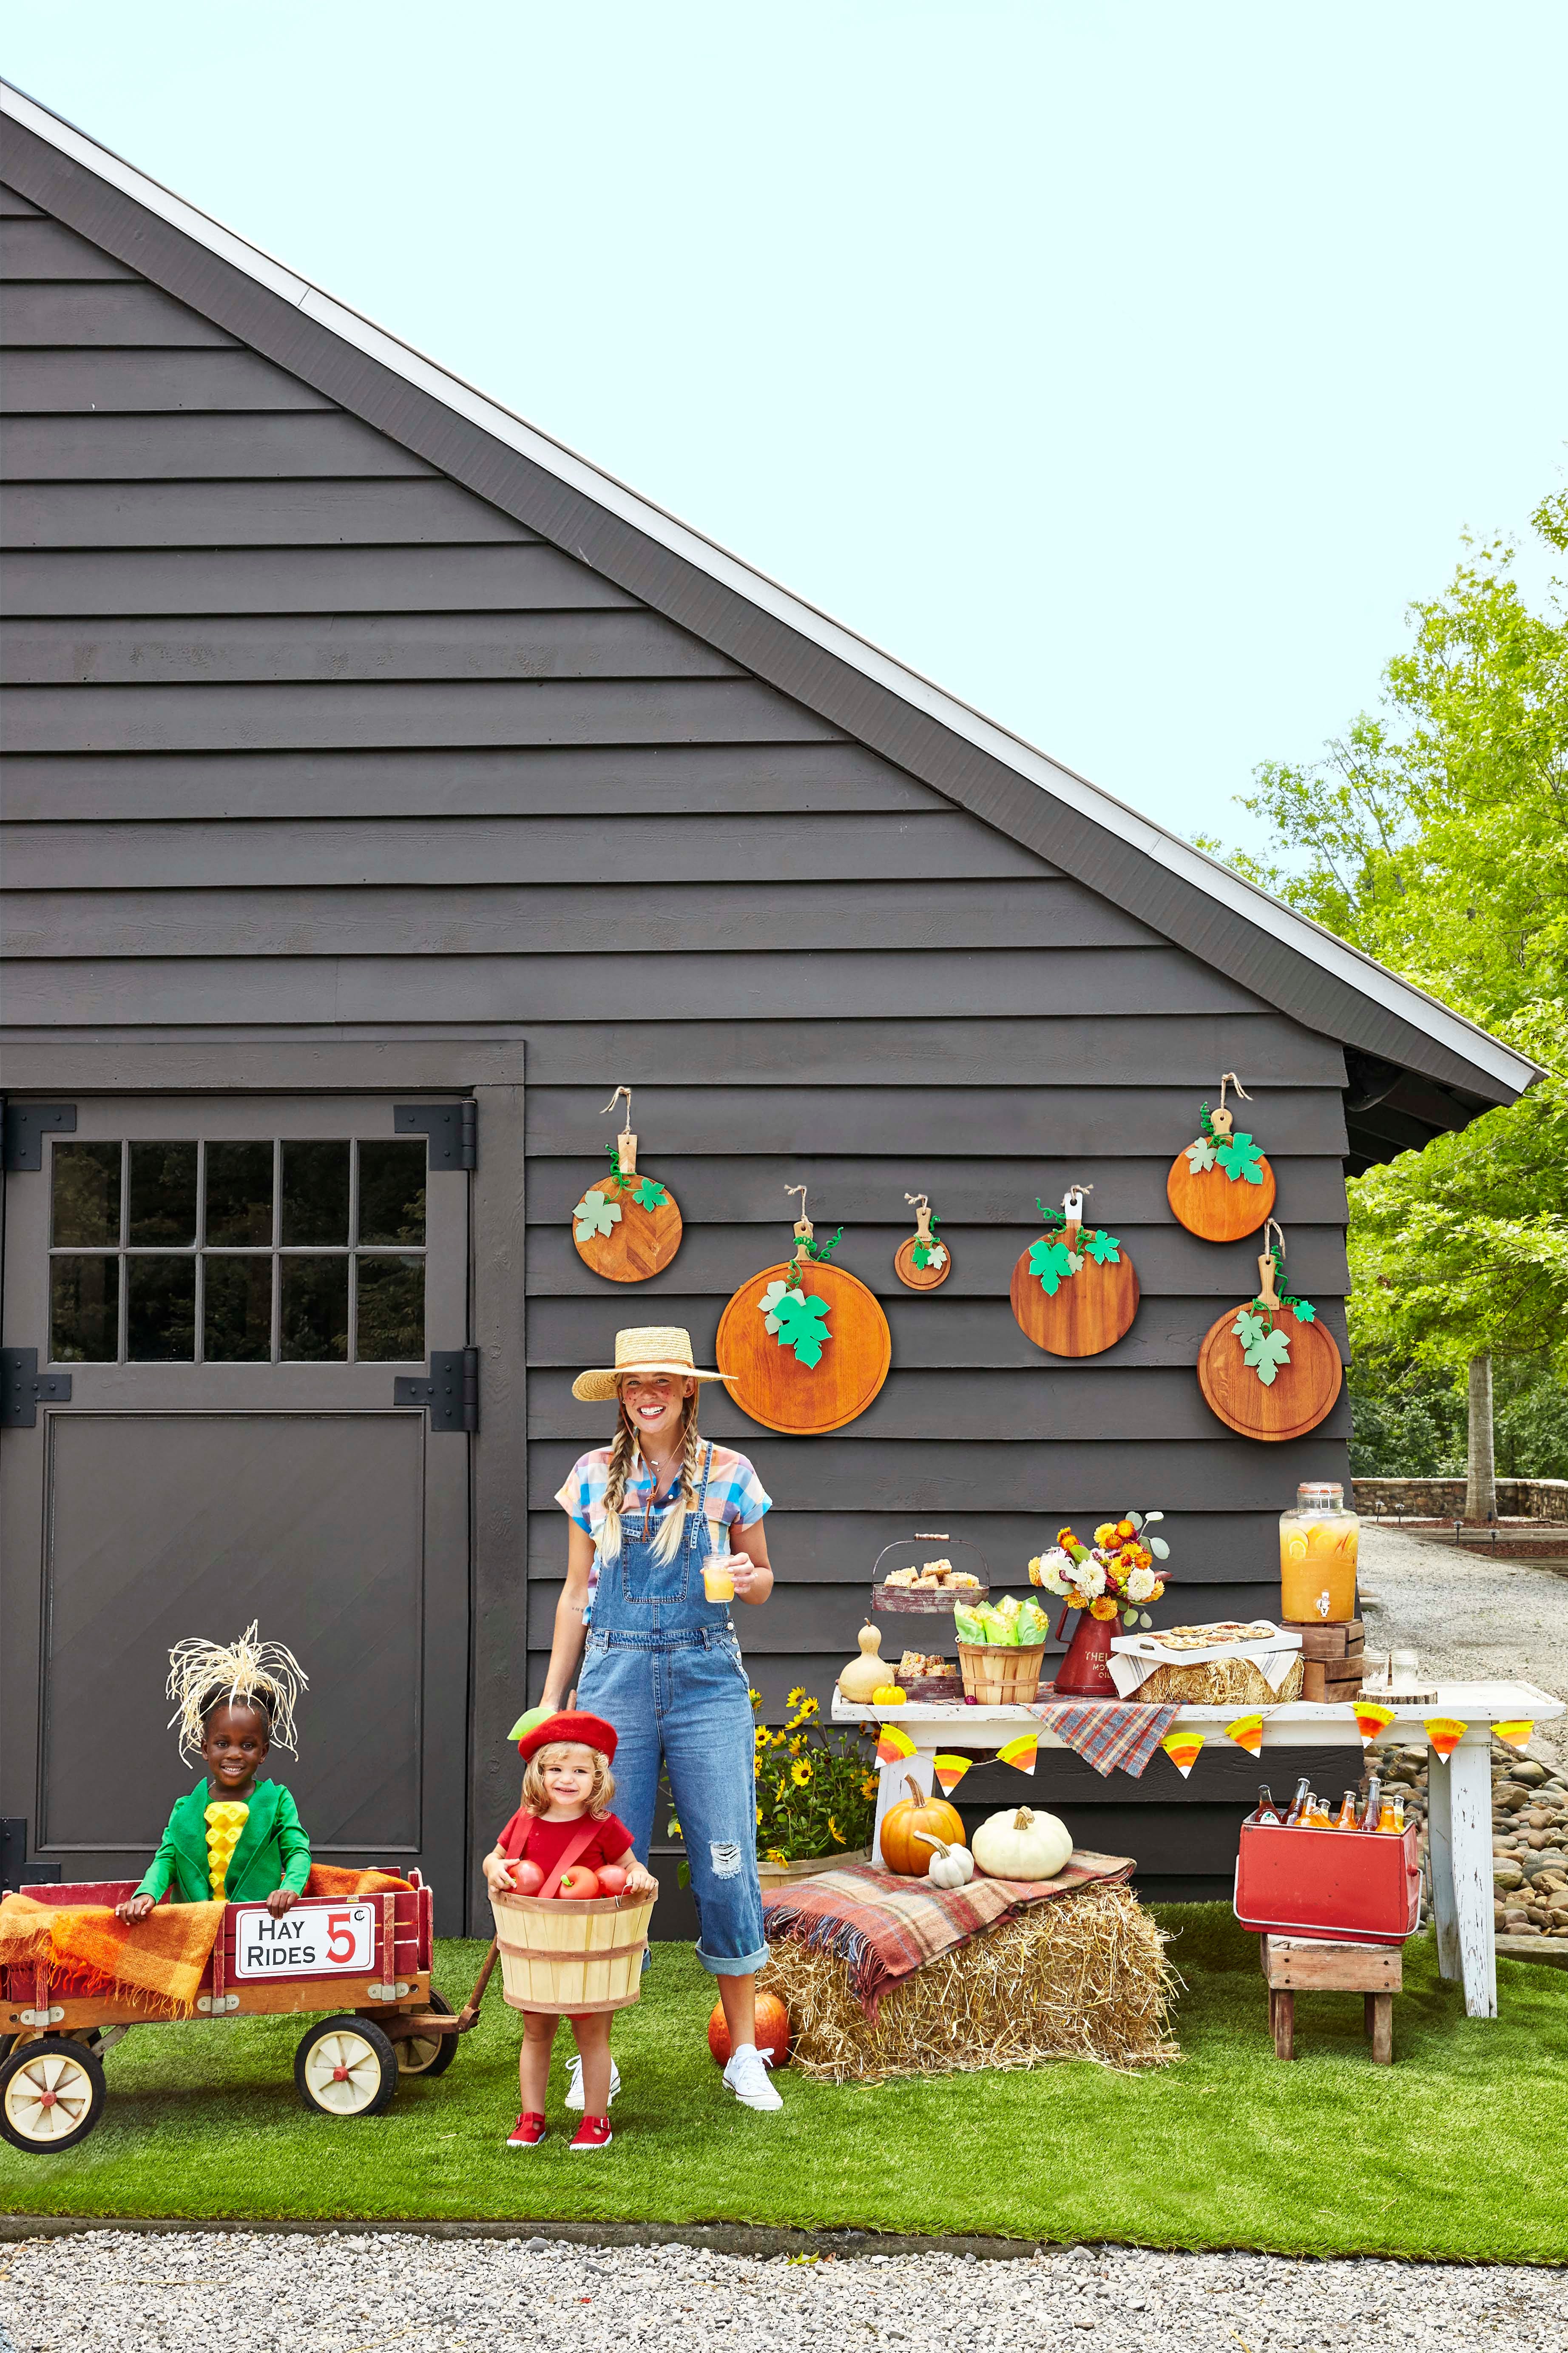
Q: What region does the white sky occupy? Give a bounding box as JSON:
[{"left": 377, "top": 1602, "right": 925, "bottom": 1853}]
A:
[{"left": 6, "top": 0, "right": 1564, "bottom": 853}]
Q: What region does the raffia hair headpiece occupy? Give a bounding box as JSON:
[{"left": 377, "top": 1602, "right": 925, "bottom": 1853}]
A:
[{"left": 165, "top": 1620, "right": 308, "bottom": 1761}]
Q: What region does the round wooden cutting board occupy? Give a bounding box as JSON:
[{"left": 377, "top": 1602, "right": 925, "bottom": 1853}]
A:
[
  {"left": 1009, "top": 1243, "right": 1139, "bottom": 1357},
  {"left": 572, "top": 1183, "right": 683, "bottom": 1283},
  {"left": 893, "top": 1236, "right": 952, "bottom": 1291},
  {"left": 717, "top": 1260, "right": 892, "bottom": 1434},
  {"left": 1166, "top": 1150, "right": 1276, "bottom": 1242},
  {"left": 1196, "top": 1302, "right": 1343, "bottom": 1440}
]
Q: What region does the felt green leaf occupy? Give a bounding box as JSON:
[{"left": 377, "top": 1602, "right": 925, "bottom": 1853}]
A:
[
  {"left": 757, "top": 1278, "right": 804, "bottom": 1335},
  {"left": 1216, "top": 1131, "right": 1266, "bottom": 1185},
  {"left": 1185, "top": 1136, "right": 1216, "bottom": 1175},
  {"left": 631, "top": 1176, "right": 668, "bottom": 1211},
  {"left": 1084, "top": 1229, "right": 1121, "bottom": 1266},
  {"left": 574, "top": 1189, "right": 622, "bottom": 1241},
  {"left": 773, "top": 1289, "right": 832, "bottom": 1367},
  {"left": 1232, "top": 1308, "right": 1268, "bottom": 1349},
  {"left": 1066, "top": 1249, "right": 1085, "bottom": 1275},
  {"left": 1244, "top": 1325, "right": 1293, "bottom": 1384},
  {"left": 1029, "top": 1237, "right": 1076, "bottom": 1296},
  {"left": 1290, "top": 1297, "right": 1318, "bottom": 1324}
]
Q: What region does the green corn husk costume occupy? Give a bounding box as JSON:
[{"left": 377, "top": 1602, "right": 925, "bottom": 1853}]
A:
[{"left": 133, "top": 1622, "right": 313, "bottom": 1906}]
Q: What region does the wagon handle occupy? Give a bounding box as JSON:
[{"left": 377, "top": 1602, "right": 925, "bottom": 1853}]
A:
[{"left": 455, "top": 1937, "right": 500, "bottom": 2029}]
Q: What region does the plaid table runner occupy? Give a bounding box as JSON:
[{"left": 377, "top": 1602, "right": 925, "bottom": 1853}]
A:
[
  {"left": 1028, "top": 1695, "right": 1180, "bottom": 1778},
  {"left": 762, "top": 1849, "right": 1134, "bottom": 2015}
]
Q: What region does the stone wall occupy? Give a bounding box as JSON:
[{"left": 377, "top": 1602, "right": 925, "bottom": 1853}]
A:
[{"left": 1352, "top": 1477, "right": 1568, "bottom": 1522}]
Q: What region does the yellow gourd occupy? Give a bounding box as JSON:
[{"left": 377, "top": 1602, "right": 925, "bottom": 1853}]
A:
[
  {"left": 836, "top": 1623, "right": 889, "bottom": 1704},
  {"left": 871, "top": 1683, "right": 906, "bottom": 1707}
]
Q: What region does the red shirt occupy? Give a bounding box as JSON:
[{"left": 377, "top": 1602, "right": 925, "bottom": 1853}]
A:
[{"left": 497, "top": 1809, "right": 634, "bottom": 1878}]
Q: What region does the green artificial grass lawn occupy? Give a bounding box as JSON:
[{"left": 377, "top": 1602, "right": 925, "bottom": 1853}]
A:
[{"left": 3, "top": 1906, "right": 1565, "bottom": 2264}]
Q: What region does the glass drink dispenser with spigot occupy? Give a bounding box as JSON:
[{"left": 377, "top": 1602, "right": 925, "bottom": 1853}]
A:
[{"left": 1279, "top": 1480, "right": 1358, "bottom": 1623}]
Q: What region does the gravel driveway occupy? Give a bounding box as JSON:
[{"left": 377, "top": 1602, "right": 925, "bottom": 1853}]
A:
[
  {"left": 0, "top": 2229, "right": 1562, "bottom": 2353},
  {"left": 1358, "top": 1525, "right": 1568, "bottom": 1769}
]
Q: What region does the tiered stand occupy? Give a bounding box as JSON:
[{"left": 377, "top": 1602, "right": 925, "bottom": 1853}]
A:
[{"left": 835, "top": 1679, "right": 1565, "bottom": 2019}]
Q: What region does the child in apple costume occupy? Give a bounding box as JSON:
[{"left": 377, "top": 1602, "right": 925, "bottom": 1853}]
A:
[{"left": 481, "top": 1709, "right": 656, "bottom": 2151}]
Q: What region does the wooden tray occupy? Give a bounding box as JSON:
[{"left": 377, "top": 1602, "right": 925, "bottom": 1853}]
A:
[
  {"left": 717, "top": 1260, "right": 892, "bottom": 1434},
  {"left": 1197, "top": 1303, "right": 1343, "bottom": 1441},
  {"left": 573, "top": 1181, "right": 683, "bottom": 1283},
  {"left": 1165, "top": 1150, "right": 1276, "bottom": 1242},
  {"left": 1010, "top": 1245, "right": 1139, "bottom": 1357}
]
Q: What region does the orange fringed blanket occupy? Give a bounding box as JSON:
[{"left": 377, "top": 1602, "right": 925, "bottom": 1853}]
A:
[{"left": 0, "top": 1866, "right": 412, "bottom": 2017}]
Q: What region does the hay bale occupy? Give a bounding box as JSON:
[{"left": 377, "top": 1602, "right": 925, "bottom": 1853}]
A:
[
  {"left": 1133, "top": 1653, "right": 1304, "bottom": 1706},
  {"left": 758, "top": 1881, "right": 1178, "bottom": 2084}
]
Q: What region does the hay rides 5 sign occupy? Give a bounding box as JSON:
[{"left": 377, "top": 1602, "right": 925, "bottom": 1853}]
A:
[{"left": 718, "top": 1197, "right": 891, "bottom": 1435}]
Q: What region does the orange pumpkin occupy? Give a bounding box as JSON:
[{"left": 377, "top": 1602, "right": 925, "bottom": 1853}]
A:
[
  {"left": 879, "top": 1773, "right": 965, "bottom": 1876},
  {"left": 708, "top": 1992, "right": 791, "bottom": 2067}
]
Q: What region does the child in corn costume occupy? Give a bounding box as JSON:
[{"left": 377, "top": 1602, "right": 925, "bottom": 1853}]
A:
[{"left": 116, "top": 1623, "right": 312, "bottom": 1923}]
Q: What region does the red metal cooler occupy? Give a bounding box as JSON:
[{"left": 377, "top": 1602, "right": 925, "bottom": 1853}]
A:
[{"left": 1233, "top": 1821, "right": 1422, "bottom": 1945}]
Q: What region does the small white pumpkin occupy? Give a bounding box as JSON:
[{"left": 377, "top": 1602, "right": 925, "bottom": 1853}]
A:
[
  {"left": 915, "top": 1833, "right": 975, "bottom": 1889},
  {"left": 971, "top": 1804, "right": 1072, "bottom": 1882}
]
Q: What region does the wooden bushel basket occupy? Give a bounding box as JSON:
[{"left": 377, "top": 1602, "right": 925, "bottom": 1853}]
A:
[
  {"left": 489, "top": 1887, "right": 658, "bottom": 2015},
  {"left": 957, "top": 1642, "right": 1046, "bottom": 1705}
]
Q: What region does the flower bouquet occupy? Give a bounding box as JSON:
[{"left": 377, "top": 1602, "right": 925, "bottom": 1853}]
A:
[{"left": 1027, "top": 1511, "right": 1172, "bottom": 1699}]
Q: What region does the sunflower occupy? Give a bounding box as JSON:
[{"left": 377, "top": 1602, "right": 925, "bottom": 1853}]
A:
[
  {"left": 753, "top": 1756, "right": 761, "bottom": 1778},
  {"left": 788, "top": 1734, "right": 805, "bottom": 1755},
  {"left": 756, "top": 1804, "right": 763, "bottom": 1826},
  {"left": 791, "top": 1760, "right": 812, "bottom": 1787},
  {"left": 861, "top": 1774, "right": 878, "bottom": 1800},
  {"left": 787, "top": 1686, "right": 808, "bottom": 1707},
  {"left": 772, "top": 1729, "right": 787, "bottom": 1747},
  {"left": 749, "top": 1687, "right": 763, "bottom": 1708},
  {"left": 796, "top": 1696, "right": 819, "bottom": 1720},
  {"left": 766, "top": 1848, "right": 787, "bottom": 1866},
  {"left": 754, "top": 1725, "right": 769, "bottom": 1750},
  {"left": 828, "top": 1817, "right": 846, "bottom": 1844}
]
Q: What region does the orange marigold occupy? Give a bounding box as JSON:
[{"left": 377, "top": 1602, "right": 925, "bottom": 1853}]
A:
[
  {"left": 1115, "top": 1519, "right": 1137, "bottom": 1540},
  {"left": 1090, "top": 1596, "right": 1119, "bottom": 1620}
]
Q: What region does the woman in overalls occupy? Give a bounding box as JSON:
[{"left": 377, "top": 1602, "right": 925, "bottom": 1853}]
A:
[{"left": 540, "top": 1326, "right": 781, "bottom": 2113}]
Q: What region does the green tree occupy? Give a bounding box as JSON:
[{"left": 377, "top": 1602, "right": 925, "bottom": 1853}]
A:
[{"left": 1200, "top": 488, "right": 1568, "bottom": 1501}]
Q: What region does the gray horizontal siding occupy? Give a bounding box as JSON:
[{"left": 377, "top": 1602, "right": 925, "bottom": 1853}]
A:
[
  {"left": 0, "top": 184, "right": 44, "bottom": 215},
  {"left": 0, "top": 214, "right": 142, "bottom": 277},
  {"left": 0, "top": 543, "right": 639, "bottom": 611},
  {"left": 0, "top": 190, "right": 1356, "bottom": 1892},
  {"left": 0, "top": 742, "right": 945, "bottom": 821}
]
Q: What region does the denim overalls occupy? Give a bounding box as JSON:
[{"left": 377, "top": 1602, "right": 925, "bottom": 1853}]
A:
[{"left": 577, "top": 1443, "right": 767, "bottom": 1976}]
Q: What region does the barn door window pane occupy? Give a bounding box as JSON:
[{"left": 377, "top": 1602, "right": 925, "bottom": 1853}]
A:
[
  {"left": 206, "top": 1141, "right": 275, "bottom": 1245},
  {"left": 280, "top": 1255, "right": 349, "bottom": 1361},
  {"left": 127, "top": 1142, "right": 198, "bottom": 1246},
  {"left": 127, "top": 1256, "right": 197, "bottom": 1361},
  {"left": 51, "top": 1255, "right": 121, "bottom": 1362},
  {"left": 205, "top": 1255, "right": 274, "bottom": 1362},
  {"left": 356, "top": 1255, "right": 424, "bottom": 1360},
  {"left": 52, "top": 1142, "right": 122, "bottom": 1247},
  {"left": 282, "top": 1141, "right": 350, "bottom": 1246},
  {"left": 358, "top": 1141, "right": 427, "bottom": 1246}
]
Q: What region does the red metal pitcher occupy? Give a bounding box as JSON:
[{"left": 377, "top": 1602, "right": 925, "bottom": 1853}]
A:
[{"left": 1051, "top": 1602, "right": 1118, "bottom": 1699}]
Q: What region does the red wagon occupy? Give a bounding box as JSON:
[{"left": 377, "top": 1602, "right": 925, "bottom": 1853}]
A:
[{"left": 0, "top": 1874, "right": 494, "bottom": 2152}]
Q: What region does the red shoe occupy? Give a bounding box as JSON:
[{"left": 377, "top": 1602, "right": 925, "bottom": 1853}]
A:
[
  {"left": 569, "top": 2113, "right": 613, "bottom": 2152},
  {"left": 506, "top": 2111, "right": 548, "bottom": 2148}
]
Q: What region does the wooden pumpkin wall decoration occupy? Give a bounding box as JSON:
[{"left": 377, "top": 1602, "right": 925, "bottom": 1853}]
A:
[
  {"left": 716, "top": 1188, "right": 892, "bottom": 1436},
  {"left": 571, "top": 1085, "right": 684, "bottom": 1283},
  {"left": 893, "top": 1192, "right": 951, "bottom": 1291},
  {"left": 1010, "top": 1185, "right": 1139, "bottom": 1358},
  {"left": 1166, "top": 1072, "right": 1276, "bottom": 1241},
  {"left": 1196, "top": 1218, "right": 1343, "bottom": 1442}
]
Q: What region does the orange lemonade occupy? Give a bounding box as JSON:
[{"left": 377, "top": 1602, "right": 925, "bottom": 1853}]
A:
[{"left": 1279, "top": 1481, "right": 1358, "bottom": 1622}]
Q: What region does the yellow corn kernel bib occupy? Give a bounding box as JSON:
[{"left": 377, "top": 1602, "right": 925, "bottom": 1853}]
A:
[{"left": 204, "top": 1799, "right": 249, "bottom": 1896}]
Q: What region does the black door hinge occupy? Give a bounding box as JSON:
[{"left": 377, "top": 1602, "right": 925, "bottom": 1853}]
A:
[
  {"left": 3, "top": 1104, "right": 76, "bottom": 1172},
  {"left": 395, "top": 1346, "right": 478, "bottom": 1432},
  {"left": 0, "top": 1349, "right": 73, "bottom": 1428},
  {"left": 393, "top": 1101, "right": 476, "bottom": 1170}
]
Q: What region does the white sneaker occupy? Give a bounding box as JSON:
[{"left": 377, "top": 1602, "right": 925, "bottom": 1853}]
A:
[
  {"left": 722, "top": 2042, "right": 783, "bottom": 2111},
  {"left": 565, "top": 2052, "right": 621, "bottom": 2111}
]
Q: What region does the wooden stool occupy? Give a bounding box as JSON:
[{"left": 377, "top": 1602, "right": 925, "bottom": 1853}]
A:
[{"left": 1260, "top": 1933, "right": 1402, "bottom": 2063}]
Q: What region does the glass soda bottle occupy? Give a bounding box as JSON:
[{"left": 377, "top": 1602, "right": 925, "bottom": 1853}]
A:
[
  {"left": 1244, "top": 1785, "right": 1282, "bottom": 1826},
  {"left": 1332, "top": 1790, "right": 1359, "bottom": 1830},
  {"left": 1285, "top": 1776, "right": 1313, "bottom": 1826},
  {"left": 1362, "top": 1774, "right": 1383, "bottom": 1832},
  {"left": 1307, "top": 1792, "right": 1332, "bottom": 1828},
  {"left": 1378, "top": 1789, "right": 1405, "bottom": 1835}
]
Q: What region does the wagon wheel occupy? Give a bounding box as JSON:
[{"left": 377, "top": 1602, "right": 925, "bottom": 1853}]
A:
[
  {"left": 294, "top": 2015, "right": 398, "bottom": 2117},
  {"left": 394, "top": 1987, "right": 458, "bottom": 2078},
  {"left": 0, "top": 2026, "right": 105, "bottom": 2064},
  {"left": 0, "top": 2035, "right": 106, "bottom": 2153}
]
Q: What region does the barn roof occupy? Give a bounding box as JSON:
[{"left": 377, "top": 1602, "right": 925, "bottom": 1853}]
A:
[{"left": 1, "top": 78, "right": 1538, "bottom": 1163}]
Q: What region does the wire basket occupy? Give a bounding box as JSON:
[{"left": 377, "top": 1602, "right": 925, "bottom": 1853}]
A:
[
  {"left": 957, "top": 1642, "right": 1047, "bottom": 1704},
  {"left": 489, "top": 1886, "right": 657, "bottom": 2014},
  {"left": 872, "top": 1533, "right": 989, "bottom": 1614}
]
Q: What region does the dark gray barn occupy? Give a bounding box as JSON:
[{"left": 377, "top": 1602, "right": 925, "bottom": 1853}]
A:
[{"left": 0, "top": 84, "right": 1534, "bottom": 1928}]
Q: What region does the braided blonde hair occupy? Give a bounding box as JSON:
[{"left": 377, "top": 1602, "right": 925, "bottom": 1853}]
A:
[{"left": 598, "top": 1383, "right": 706, "bottom": 1567}]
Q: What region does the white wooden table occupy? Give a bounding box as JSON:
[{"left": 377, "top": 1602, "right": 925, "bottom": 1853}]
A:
[{"left": 835, "top": 1680, "right": 1565, "bottom": 2019}]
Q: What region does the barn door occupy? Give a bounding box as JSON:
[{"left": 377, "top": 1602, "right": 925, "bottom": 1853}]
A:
[{"left": 0, "top": 1095, "right": 472, "bottom": 1926}]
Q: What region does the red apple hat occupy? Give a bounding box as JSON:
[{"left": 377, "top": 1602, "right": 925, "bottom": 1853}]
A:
[{"left": 515, "top": 1709, "right": 619, "bottom": 1764}]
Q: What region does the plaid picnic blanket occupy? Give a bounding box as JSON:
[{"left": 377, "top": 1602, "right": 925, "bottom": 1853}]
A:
[
  {"left": 1028, "top": 1695, "right": 1180, "bottom": 1778},
  {"left": 761, "top": 1849, "right": 1134, "bottom": 2015}
]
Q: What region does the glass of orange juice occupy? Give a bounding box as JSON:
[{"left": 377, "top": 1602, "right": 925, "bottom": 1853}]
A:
[
  {"left": 1279, "top": 1482, "right": 1358, "bottom": 1622},
  {"left": 702, "top": 1523, "right": 735, "bottom": 1604}
]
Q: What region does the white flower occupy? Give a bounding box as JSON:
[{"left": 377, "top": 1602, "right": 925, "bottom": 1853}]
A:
[
  {"left": 1076, "top": 1561, "right": 1107, "bottom": 1598},
  {"left": 757, "top": 1279, "right": 804, "bottom": 1335},
  {"left": 1126, "top": 1566, "right": 1156, "bottom": 1602}
]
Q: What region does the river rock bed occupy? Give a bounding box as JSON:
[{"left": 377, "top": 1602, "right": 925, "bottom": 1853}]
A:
[{"left": 1355, "top": 1741, "right": 1568, "bottom": 1942}]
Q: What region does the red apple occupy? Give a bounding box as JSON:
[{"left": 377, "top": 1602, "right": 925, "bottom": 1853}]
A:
[
  {"left": 557, "top": 1864, "right": 600, "bottom": 1901},
  {"left": 594, "top": 1863, "right": 629, "bottom": 1896},
  {"left": 707, "top": 1991, "right": 790, "bottom": 2067},
  {"left": 512, "top": 1858, "right": 545, "bottom": 1895}
]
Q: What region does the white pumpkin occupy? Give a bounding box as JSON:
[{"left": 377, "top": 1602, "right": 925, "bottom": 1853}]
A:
[
  {"left": 970, "top": 1804, "right": 1072, "bottom": 1882},
  {"left": 915, "top": 1833, "right": 975, "bottom": 1889}
]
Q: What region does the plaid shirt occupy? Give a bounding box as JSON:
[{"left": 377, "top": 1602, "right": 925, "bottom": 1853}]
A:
[{"left": 556, "top": 1442, "right": 772, "bottom": 1599}]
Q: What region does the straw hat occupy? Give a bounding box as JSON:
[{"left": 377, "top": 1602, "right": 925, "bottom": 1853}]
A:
[{"left": 571, "top": 1325, "right": 733, "bottom": 1404}]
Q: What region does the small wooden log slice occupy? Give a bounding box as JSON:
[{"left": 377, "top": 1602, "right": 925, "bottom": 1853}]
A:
[
  {"left": 1166, "top": 1150, "right": 1276, "bottom": 1242},
  {"left": 572, "top": 1183, "right": 683, "bottom": 1283},
  {"left": 717, "top": 1260, "right": 892, "bottom": 1435},
  {"left": 893, "top": 1236, "right": 952, "bottom": 1291},
  {"left": 1196, "top": 1303, "right": 1343, "bottom": 1441},
  {"left": 1009, "top": 1245, "right": 1139, "bottom": 1357}
]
